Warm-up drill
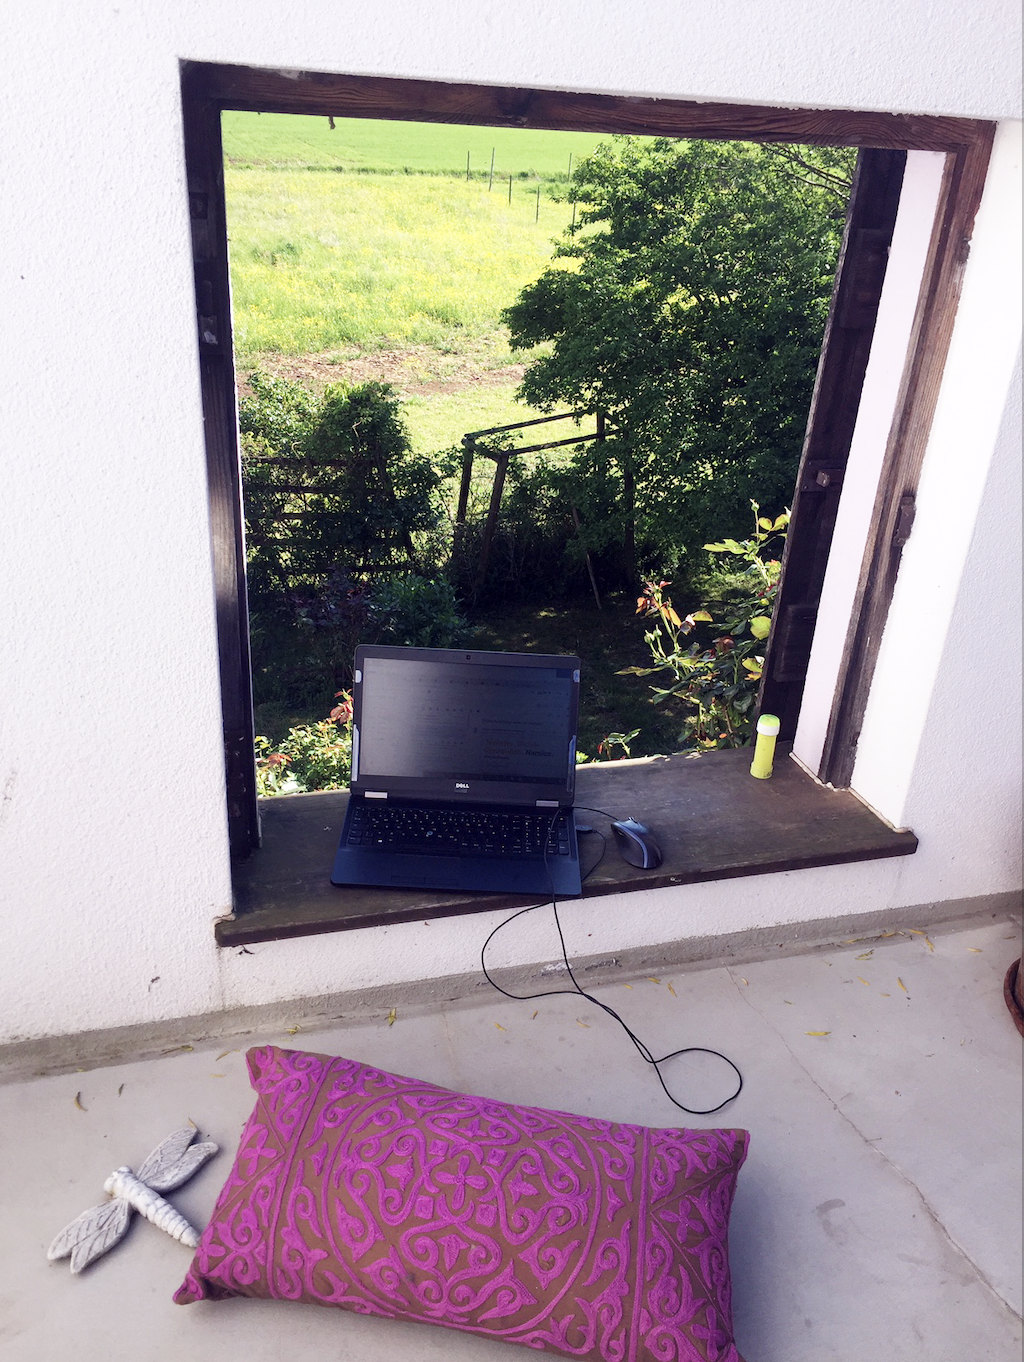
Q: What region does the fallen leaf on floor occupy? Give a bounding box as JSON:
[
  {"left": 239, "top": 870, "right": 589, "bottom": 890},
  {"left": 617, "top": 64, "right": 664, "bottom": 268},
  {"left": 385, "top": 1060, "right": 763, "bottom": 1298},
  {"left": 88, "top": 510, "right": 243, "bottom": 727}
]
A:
[
  {"left": 494, "top": 1022, "right": 506, "bottom": 1031},
  {"left": 576, "top": 1020, "right": 590, "bottom": 1028},
  {"left": 648, "top": 977, "right": 661, "bottom": 985},
  {"left": 531, "top": 1011, "right": 538, "bottom": 1019},
  {"left": 880, "top": 992, "right": 891, "bottom": 997},
  {"left": 73, "top": 1092, "right": 86, "bottom": 1111},
  {"left": 897, "top": 978, "right": 908, "bottom": 993},
  {"left": 806, "top": 1031, "right": 831, "bottom": 1037},
  {"left": 216, "top": 1049, "right": 237, "bottom": 1062},
  {"left": 880, "top": 931, "right": 899, "bottom": 938},
  {"left": 161, "top": 1044, "right": 194, "bottom": 1055},
  {"left": 967, "top": 947, "right": 982, "bottom": 953},
  {"left": 857, "top": 977, "right": 870, "bottom": 985},
  {"left": 783, "top": 999, "right": 793, "bottom": 1005},
  {"left": 284, "top": 1025, "right": 301, "bottom": 1035},
  {"left": 667, "top": 983, "right": 677, "bottom": 998},
  {"left": 739, "top": 978, "right": 749, "bottom": 986},
  {"left": 117, "top": 1084, "right": 124, "bottom": 1097},
  {"left": 856, "top": 951, "right": 874, "bottom": 960},
  {"left": 386, "top": 1008, "right": 397, "bottom": 1026},
  {"left": 623, "top": 983, "right": 633, "bottom": 989},
  {"left": 210, "top": 1073, "right": 224, "bottom": 1078}
]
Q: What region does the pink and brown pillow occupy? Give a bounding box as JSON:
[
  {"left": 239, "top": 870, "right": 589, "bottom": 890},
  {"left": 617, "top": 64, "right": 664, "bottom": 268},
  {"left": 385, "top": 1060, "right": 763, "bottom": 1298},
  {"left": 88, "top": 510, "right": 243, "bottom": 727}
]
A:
[{"left": 175, "top": 1045, "right": 748, "bottom": 1362}]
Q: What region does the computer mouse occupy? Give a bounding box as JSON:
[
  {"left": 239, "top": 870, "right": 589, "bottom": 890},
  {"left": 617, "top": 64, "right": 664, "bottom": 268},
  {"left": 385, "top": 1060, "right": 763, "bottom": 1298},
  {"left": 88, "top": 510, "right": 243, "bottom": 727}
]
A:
[{"left": 610, "top": 818, "right": 663, "bottom": 869}]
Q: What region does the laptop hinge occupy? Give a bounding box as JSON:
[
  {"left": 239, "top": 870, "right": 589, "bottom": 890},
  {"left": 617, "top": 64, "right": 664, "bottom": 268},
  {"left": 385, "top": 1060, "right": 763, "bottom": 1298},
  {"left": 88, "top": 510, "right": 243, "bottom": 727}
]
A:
[
  {"left": 364, "top": 790, "right": 388, "bottom": 799},
  {"left": 535, "top": 800, "right": 560, "bottom": 808}
]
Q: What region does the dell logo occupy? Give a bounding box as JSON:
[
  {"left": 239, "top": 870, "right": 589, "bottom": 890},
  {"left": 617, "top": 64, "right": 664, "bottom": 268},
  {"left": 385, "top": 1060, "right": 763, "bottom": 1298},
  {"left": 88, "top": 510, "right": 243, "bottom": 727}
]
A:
[{"left": 455, "top": 782, "right": 470, "bottom": 790}]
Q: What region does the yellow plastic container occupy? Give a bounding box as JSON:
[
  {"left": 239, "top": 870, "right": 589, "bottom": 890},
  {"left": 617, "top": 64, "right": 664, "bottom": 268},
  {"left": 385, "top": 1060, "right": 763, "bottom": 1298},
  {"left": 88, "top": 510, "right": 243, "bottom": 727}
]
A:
[{"left": 749, "top": 713, "right": 781, "bottom": 779}]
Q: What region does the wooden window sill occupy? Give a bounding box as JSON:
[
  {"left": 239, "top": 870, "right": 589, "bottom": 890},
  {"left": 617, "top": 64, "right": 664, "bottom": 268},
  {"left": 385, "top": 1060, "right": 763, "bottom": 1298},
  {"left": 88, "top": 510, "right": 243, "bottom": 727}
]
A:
[{"left": 218, "top": 744, "right": 917, "bottom": 946}]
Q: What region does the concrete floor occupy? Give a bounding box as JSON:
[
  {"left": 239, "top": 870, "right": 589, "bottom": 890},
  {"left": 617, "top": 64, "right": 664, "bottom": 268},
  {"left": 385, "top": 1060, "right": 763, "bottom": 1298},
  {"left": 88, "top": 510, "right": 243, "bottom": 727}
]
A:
[{"left": 1, "top": 914, "right": 1020, "bottom": 1362}]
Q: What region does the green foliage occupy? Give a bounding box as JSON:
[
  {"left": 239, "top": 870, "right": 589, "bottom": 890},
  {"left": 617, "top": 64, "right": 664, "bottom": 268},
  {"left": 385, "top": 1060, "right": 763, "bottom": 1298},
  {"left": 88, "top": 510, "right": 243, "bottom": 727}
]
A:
[
  {"left": 255, "top": 693, "right": 353, "bottom": 796},
  {"left": 596, "top": 728, "right": 642, "bottom": 760},
  {"left": 503, "top": 137, "right": 851, "bottom": 574},
  {"left": 241, "top": 371, "right": 443, "bottom": 592},
  {"left": 620, "top": 504, "right": 789, "bottom": 749},
  {"left": 367, "top": 575, "right": 472, "bottom": 649},
  {"left": 240, "top": 371, "right": 467, "bottom": 716}
]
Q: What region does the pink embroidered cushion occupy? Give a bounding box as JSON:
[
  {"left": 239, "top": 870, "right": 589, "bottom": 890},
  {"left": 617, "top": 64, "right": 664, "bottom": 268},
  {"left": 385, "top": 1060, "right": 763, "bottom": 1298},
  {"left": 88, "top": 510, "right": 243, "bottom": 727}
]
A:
[{"left": 175, "top": 1046, "right": 748, "bottom": 1362}]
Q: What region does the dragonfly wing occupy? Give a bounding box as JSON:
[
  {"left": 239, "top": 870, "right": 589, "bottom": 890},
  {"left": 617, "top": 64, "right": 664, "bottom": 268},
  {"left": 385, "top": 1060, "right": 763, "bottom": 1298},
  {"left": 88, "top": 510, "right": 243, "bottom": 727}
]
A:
[
  {"left": 144, "top": 1140, "right": 219, "bottom": 1192},
  {"left": 140, "top": 1127, "right": 218, "bottom": 1192},
  {"left": 48, "top": 1198, "right": 132, "bottom": 1273},
  {"left": 136, "top": 1126, "right": 201, "bottom": 1188}
]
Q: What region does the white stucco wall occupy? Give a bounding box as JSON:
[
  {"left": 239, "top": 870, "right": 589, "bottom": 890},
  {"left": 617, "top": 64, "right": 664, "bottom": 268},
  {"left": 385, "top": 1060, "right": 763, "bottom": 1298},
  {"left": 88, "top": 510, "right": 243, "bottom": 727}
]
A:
[{"left": 1, "top": 0, "right": 1020, "bottom": 1046}]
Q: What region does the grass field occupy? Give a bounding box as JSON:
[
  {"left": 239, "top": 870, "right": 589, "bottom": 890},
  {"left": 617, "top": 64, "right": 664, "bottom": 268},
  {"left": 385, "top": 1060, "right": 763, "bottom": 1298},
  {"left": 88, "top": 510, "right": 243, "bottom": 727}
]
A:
[
  {"left": 226, "top": 166, "right": 580, "bottom": 360},
  {"left": 222, "top": 111, "right": 611, "bottom": 178},
  {"left": 222, "top": 115, "right": 596, "bottom": 453}
]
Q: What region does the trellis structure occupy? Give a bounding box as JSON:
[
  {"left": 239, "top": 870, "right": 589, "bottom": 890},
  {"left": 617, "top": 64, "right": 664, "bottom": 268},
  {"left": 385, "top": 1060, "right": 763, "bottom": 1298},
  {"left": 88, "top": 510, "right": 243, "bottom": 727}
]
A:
[{"left": 455, "top": 409, "right": 610, "bottom": 601}]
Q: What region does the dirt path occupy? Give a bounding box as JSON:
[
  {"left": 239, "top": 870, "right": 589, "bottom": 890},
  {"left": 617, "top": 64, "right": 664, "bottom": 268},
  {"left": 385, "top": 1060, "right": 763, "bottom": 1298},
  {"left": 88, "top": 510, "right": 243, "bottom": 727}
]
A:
[{"left": 237, "top": 343, "right": 526, "bottom": 398}]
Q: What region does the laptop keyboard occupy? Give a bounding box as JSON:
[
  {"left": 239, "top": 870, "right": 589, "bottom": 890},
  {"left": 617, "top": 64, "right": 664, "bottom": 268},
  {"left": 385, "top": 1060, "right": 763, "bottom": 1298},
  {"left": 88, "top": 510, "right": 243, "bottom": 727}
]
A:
[{"left": 346, "top": 802, "right": 571, "bottom": 858}]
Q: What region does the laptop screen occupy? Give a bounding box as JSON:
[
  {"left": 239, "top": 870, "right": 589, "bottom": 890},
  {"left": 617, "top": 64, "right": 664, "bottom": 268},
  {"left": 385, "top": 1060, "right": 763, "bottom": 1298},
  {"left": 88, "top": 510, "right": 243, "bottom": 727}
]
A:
[{"left": 351, "top": 646, "right": 581, "bottom": 804}]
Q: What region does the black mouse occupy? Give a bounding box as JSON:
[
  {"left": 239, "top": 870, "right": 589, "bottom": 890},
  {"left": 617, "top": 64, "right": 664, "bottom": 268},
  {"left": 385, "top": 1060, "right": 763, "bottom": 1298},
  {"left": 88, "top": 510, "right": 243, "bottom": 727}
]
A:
[{"left": 610, "top": 818, "right": 663, "bottom": 869}]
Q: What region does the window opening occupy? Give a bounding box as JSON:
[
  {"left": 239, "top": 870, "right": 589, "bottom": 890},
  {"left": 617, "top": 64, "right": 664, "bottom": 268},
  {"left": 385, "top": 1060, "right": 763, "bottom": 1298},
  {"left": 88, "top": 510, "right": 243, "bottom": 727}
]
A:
[
  {"left": 225, "top": 118, "right": 853, "bottom": 794},
  {"left": 181, "top": 64, "right": 993, "bottom": 860}
]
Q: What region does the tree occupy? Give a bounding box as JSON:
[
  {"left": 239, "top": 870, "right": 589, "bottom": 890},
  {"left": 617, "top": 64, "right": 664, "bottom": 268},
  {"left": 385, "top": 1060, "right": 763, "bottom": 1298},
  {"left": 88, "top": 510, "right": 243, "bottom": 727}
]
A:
[{"left": 502, "top": 137, "right": 853, "bottom": 581}]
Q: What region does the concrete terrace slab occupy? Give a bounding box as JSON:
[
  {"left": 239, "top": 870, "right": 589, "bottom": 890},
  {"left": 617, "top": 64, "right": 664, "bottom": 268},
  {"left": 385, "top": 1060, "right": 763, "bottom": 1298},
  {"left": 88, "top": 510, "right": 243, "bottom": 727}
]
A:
[{"left": 0, "top": 916, "right": 1020, "bottom": 1362}]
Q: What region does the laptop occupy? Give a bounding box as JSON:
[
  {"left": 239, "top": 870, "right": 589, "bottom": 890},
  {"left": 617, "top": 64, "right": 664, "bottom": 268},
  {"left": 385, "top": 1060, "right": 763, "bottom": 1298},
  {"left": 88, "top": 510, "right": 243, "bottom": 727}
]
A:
[{"left": 330, "top": 644, "right": 583, "bottom": 896}]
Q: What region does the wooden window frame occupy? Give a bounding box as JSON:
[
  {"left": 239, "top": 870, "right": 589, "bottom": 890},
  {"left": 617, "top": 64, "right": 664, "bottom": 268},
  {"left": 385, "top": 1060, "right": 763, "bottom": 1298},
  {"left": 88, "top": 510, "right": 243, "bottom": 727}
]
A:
[{"left": 180, "top": 62, "right": 994, "bottom": 856}]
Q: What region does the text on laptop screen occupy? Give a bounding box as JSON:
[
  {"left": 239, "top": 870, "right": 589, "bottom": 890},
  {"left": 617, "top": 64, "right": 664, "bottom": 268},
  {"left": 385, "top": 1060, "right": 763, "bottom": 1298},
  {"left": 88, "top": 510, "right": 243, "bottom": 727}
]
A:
[{"left": 357, "top": 655, "right": 576, "bottom": 786}]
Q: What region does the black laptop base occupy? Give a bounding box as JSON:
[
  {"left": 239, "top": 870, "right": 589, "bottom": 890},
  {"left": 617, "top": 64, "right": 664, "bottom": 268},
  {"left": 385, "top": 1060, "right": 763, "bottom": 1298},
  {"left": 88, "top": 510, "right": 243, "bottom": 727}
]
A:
[{"left": 331, "top": 798, "right": 582, "bottom": 896}]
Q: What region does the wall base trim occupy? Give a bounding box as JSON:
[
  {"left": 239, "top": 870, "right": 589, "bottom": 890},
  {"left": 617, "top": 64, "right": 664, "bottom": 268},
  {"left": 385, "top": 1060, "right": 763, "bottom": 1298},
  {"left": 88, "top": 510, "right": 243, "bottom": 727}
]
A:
[{"left": 2, "top": 891, "right": 1019, "bottom": 1083}]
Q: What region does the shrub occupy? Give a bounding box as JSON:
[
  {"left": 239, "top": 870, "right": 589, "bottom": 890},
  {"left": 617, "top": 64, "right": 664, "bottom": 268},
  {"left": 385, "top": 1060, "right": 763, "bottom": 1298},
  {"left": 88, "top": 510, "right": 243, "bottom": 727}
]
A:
[
  {"left": 240, "top": 372, "right": 445, "bottom": 600},
  {"left": 620, "top": 503, "right": 788, "bottom": 750},
  {"left": 366, "top": 574, "right": 472, "bottom": 649},
  {"left": 240, "top": 371, "right": 466, "bottom": 718},
  {"left": 255, "top": 693, "right": 353, "bottom": 796}
]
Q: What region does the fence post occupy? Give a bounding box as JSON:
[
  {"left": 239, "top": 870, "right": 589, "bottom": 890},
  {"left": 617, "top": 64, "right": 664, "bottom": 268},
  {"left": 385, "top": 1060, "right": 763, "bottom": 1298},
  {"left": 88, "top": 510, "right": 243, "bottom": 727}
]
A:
[
  {"left": 477, "top": 448, "right": 511, "bottom": 583},
  {"left": 455, "top": 437, "right": 475, "bottom": 525},
  {"left": 508, "top": 174, "right": 513, "bottom": 205},
  {"left": 570, "top": 505, "right": 603, "bottom": 610},
  {"left": 488, "top": 148, "right": 495, "bottom": 191},
  {"left": 466, "top": 150, "right": 470, "bottom": 181},
  {"left": 535, "top": 184, "right": 540, "bottom": 222}
]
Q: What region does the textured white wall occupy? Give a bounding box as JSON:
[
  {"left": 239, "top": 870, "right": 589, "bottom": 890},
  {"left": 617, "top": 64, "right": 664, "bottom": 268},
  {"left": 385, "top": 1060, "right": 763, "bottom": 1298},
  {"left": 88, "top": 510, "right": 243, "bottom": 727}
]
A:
[{"left": 0, "top": 0, "right": 1021, "bottom": 1045}]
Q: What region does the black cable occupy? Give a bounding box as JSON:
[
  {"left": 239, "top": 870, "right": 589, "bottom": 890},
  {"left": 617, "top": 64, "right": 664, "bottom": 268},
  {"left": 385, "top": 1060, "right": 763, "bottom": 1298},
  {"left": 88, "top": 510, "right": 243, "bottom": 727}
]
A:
[{"left": 480, "top": 812, "right": 744, "bottom": 1117}]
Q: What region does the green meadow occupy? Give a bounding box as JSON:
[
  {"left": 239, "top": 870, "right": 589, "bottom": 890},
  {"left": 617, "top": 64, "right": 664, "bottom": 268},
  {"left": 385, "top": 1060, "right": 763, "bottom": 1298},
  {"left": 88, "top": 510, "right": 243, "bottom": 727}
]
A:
[
  {"left": 221, "top": 112, "right": 615, "bottom": 450},
  {"left": 225, "top": 165, "right": 576, "bottom": 360},
  {"left": 222, "top": 111, "right": 609, "bottom": 178}
]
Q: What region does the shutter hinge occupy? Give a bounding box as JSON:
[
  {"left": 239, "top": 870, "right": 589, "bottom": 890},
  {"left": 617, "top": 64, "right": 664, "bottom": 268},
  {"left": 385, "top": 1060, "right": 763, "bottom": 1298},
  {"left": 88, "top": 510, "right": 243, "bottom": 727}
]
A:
[
  {"left": 892, "top": 492, "right": 916, "bottom": 549},
  {"left": 800, "top": 463, "right": 846, "bottom": 493}
]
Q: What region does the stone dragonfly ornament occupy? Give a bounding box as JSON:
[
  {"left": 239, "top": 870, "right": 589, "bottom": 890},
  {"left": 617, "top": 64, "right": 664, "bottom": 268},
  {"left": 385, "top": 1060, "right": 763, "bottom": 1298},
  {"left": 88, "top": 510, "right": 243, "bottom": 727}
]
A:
[{"left": 48, "top": 1126, "right": 218, "bottom": 1273}]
